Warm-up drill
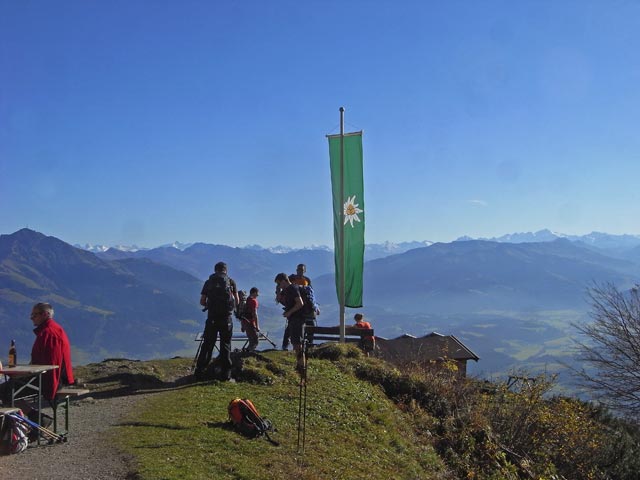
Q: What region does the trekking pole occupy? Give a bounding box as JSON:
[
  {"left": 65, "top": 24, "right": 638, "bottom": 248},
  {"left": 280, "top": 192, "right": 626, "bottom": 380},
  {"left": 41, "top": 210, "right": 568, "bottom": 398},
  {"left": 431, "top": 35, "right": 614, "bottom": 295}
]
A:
[
  {"left": 257, "top": 329, "right": 277, "bottom": 348},
  {"left": 297, "top": 368, "right": 305, "bottom": 455},
  {"left": 191, "top": 330, "right": 204, "bottom": 373},
  {"left": 297, "top": 330, "right": 309, "bottom": 457},
  {"left": 9, "top": 413, "right": 66, "bottom": 443},
  {"left": 301, "top": 348, "right": 308, "bottom": 455}
]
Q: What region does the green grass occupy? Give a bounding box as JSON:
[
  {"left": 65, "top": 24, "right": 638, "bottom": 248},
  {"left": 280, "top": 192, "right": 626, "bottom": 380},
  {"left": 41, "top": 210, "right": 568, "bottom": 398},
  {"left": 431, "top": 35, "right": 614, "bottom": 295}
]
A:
[
  {"left": 111, "top": 350, "right": 446, "bottom": 480},
  {"left": 77, "top": 344, "right": 637, "bottom": 480}
]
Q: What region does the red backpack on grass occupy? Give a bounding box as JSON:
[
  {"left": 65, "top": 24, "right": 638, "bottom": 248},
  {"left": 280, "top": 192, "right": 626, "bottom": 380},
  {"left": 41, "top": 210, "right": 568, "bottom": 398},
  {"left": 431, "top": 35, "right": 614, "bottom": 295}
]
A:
[{"left": 228, "top": 398, "right": 278, "bottom": 445}]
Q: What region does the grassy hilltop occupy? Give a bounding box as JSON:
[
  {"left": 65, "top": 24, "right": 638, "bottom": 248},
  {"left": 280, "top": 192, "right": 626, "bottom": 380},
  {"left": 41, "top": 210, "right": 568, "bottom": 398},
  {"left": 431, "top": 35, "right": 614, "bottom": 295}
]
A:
[{"left": 76, "top": 345, "right": 640, "bottom": 480}]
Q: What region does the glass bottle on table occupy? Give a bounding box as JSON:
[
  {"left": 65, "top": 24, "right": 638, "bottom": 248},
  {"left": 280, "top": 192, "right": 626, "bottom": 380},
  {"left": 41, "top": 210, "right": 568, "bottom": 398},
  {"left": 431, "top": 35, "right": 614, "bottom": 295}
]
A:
[{"left": 8, "top": 339, "right": 16, "bottom": 367}]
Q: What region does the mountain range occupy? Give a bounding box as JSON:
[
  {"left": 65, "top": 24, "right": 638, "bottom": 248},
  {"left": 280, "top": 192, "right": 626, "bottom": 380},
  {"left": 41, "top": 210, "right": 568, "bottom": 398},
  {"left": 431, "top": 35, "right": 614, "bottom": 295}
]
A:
[
  {"left": 76, "top": 229, "right": 640, "bottom": 257},
  {"left": 3, "top": 228, "right": 640, "bottom": 382},
  {"left": 77, "top": 240, "right": 435, "bottom": 262}
]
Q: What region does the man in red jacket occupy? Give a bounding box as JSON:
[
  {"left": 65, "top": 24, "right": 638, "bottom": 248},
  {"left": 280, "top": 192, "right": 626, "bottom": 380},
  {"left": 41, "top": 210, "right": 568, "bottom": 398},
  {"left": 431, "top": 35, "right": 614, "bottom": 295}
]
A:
[
  {"left": 30, "top": 302, "right": 75, "bottom": 400},
  {"left": 0, "top": 303, "right": 74, "bottom": 429}
]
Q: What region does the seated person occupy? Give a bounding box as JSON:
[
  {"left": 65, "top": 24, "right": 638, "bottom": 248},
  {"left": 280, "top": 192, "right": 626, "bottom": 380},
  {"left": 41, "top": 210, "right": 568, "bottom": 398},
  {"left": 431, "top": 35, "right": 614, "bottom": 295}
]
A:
[
  {"left": 353, "top": 313, "right": 375, "bottom": 356},
  {"left": 30, "top": 303, "right": 74, "bottom": 400},
  {"left": 1, "top": 303, "right": 74, "bottom": 426}
]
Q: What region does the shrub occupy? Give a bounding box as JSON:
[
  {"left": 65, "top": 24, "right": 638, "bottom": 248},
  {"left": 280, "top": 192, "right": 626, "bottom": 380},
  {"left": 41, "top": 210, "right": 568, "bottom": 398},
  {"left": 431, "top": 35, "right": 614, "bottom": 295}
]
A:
[
  {"left": 341, "top": 356, "right": 633, "bottom": 480},
  {"left": 309, "top": 342, "right": 363, "bottom": 361}
]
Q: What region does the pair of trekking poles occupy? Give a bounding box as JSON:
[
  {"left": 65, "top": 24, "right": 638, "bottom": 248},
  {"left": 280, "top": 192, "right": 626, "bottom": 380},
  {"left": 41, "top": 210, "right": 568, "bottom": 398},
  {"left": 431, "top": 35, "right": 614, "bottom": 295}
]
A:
[
  {"left": 8, "top": 412, "right": 66, "bottom": 444},
  {"left": 297, "top": 325, "right": 314, "bottom": 458}
]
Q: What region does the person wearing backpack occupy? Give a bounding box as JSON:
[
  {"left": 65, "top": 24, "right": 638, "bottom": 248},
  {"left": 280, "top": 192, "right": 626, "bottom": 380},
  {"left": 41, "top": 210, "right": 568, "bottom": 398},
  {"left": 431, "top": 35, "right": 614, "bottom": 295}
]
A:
[
  {"left": 241, "top": 287, "right": 260, "bottom": 352},
  {"left": 289, "top": 263, "right": 311, "bottom": 287},
  {"left": 282, "top": 264, "right": 320, "bottom": 349},
  {"left": 274, "top": 273, "right": 306, "bottom": 372},
  {"left": 195, "top": 262, "right": 239, "bottom": 380}
]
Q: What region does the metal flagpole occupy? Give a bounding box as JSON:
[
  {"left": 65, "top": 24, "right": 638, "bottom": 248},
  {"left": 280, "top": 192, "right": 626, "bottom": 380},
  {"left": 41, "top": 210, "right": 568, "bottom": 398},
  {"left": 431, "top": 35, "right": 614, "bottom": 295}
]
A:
[{"left": 339, "top": 107, "right": 346, "bottom": 342}]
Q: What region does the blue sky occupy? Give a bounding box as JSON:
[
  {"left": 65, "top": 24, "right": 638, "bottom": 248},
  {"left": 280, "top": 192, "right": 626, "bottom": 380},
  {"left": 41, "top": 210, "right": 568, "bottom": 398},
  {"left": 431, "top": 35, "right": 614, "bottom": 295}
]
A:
[{"left": 2, "top": 1, "right": 640, "bottom": 248}]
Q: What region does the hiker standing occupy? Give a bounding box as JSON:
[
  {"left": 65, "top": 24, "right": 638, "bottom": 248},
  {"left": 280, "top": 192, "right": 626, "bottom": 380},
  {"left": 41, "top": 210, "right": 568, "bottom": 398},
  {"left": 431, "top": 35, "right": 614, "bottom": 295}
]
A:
[
  {"left": 274, "top": 273, "right": 306, "bottom": 372},
  {"left": 277, "top": 286, "right": 291, "bottom": 350},
  {"left": 195, "top": 262, "right": 239, "bottom": 380},
  {"left": 353, "top": 313, "right": 375, "bottom": 356},
  {"left": 242, "top": 287, "right": 260, "bottom": 352},
  {"left": 289, "top": 263, "right": 311, "bottom": 287},
  {"left": 282, "top": 264, "right": 319, "bottom": 349}
]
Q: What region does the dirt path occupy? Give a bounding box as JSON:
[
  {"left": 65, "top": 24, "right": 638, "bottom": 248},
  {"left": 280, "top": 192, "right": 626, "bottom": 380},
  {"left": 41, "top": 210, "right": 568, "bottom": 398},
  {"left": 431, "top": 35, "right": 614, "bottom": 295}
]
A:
[{"left": 0, "top": 393, "right": 152, "bottom": 480}]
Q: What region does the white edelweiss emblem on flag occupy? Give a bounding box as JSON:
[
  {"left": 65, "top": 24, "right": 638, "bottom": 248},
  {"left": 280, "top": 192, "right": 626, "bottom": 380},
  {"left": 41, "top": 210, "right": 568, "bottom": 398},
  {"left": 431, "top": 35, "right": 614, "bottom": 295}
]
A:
[{"left": 343, "top": 195, "right": 363, "bottom": 227}]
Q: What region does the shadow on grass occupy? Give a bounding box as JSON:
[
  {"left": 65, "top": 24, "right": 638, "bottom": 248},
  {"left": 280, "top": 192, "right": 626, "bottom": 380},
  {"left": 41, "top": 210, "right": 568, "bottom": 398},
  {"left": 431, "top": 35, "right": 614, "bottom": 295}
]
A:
[
  {"left": 81, "top": 351, "right": 283, "bottom": 400},
  {"left": 118, "top": 421, "right": 192, "bottom": 430},
  {"left": 131, "top": 444, "right": 178, "bottom": 449},
  {"left": 81, "top": 374, "right": 196, "bottom": 399},
  {"left": 80, "top": 370, "right": 232, "bottom": 400},
  {"left": 206, "top": 420, "right": 234, "bottom": 431}
]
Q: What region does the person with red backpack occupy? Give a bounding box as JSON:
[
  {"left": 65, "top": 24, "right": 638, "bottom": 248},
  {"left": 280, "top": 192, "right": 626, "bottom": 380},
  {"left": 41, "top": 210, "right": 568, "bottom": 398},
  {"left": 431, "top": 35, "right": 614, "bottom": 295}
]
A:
[{"left": 195, "top": 262, "right": 239, "bottom": 380}]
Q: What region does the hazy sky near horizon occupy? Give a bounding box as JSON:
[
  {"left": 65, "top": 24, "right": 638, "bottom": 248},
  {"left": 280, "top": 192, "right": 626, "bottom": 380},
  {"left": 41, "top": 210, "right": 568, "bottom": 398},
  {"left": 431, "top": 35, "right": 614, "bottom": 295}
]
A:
[{"left": 2, "top": 1, "right": 640, "bottom": 248}]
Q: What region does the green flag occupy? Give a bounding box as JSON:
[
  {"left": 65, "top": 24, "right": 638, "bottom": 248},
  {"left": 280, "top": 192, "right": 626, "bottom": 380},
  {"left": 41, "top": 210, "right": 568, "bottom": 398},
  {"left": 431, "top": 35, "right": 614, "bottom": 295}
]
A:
[{"left": 328, "top": 132, "right": 364, "bottom": 308}]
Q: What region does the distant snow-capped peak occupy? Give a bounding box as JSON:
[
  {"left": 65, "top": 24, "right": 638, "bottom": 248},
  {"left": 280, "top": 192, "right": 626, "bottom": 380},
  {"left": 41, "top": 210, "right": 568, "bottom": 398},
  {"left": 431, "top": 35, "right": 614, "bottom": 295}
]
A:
[
  {"left": 76, "top": 243, "right": 146, "bottom": 253},
  {"left": 494, "top": 229, "right": 565, "bottom": 243},
  {"left": 75, "top": 243, "right": 111, "bottom": 253},
  {"left": 455, "top": 229, "right": 640, "bottom": 250},
  {"left": 158, "top": 241, "right": 194, "bottom": 250},
  {"left": 244, "top": 244, "right": 332, "bottom": 253},
  {"left": 456, "top": 229, "right": 565, "bottom": 243},
  {"left": 366, "top": 240, "right": 433, "bottom": 252}
]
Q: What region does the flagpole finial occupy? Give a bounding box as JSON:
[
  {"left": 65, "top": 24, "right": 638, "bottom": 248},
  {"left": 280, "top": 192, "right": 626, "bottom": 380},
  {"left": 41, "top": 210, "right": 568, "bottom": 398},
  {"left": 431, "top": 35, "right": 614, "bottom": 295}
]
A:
[{"left": 339, "top": 106, "right": 345, "bottom": 113}]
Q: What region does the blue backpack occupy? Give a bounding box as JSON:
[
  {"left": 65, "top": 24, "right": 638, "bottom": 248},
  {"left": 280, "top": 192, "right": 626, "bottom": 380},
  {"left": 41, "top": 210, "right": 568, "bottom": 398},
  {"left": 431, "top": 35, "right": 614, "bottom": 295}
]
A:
[{"left": 299, "top": 285, "right": 318, "bottom": 317}]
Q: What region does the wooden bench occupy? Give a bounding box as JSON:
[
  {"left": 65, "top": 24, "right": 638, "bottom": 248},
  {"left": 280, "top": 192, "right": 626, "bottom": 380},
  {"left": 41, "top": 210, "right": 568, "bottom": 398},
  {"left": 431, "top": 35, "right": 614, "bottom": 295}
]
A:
[
  {"left": 0, "top": 407, "right": 20, "bottom": 415},
  {"left": 0, "top": 407, "right": 20, "bottom": 425},
  {"left": 53, "top": 387, "right": 90, "bottom": 436},
  {"left": 303, "top": 325, "right": 374, "bottom": 344},
  {"left": 194, "top": 331, "right": 277, "bottom": 353},
  {"left": 231, "top": 332, "right": 277, "bottom": 351}
]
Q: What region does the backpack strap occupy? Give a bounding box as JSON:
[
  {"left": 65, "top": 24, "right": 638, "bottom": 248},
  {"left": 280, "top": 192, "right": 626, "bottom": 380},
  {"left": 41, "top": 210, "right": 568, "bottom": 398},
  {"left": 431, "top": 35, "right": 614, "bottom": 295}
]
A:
[{"left": 263, "top": 429, "right": 280, "bottom": 446}]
